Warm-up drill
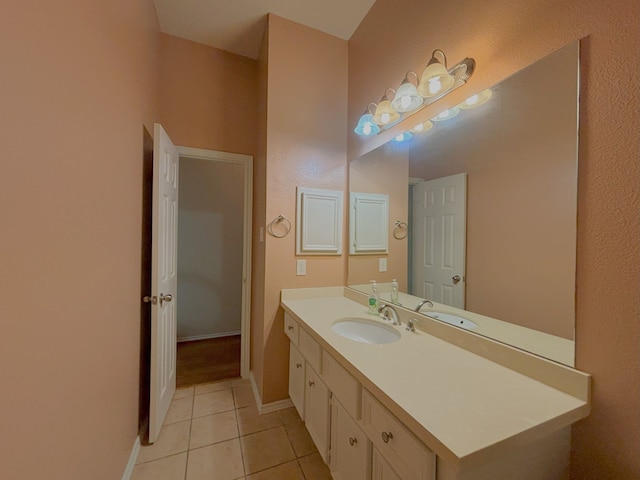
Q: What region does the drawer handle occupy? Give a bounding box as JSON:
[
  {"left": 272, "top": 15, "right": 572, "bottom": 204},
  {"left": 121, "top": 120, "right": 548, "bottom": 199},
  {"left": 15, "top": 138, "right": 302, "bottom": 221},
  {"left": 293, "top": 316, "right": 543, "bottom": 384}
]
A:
[
  {"left": 296, "top": 363, "right": 302, "bottom": 368},
  {"left": 382, "top": 431, "right": 394, "bottom": 444},
  {"left": 288, "top": 325, "right": 294, "bottom": 331},
  {"left": 308, "top": 381, "right": 315, "bottom": 387},
  {"left": 349, "top": 437, "right": 358, "bottom": 446}
]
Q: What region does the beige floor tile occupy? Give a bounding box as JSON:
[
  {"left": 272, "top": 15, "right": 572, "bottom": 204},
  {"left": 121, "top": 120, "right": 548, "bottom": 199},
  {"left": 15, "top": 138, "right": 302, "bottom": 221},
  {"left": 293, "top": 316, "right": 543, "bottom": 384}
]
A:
[
  {"left": 131, "top": 453, "right": 187, "bottom": 480},
  {"left": 174, "top": 387, "right": 195, "bottom": 400},
  {"left": 186, "top": 439, "right": 245, "bottom": 480},
  {"left": 164, "top": 396, "right": 194, "bottom": 425},
  {"left": 193, "top": 389, "right": 235, "bottom": 418},
  {"left": 190, "top": 410, "right": 239, "bottom": 449},
  {"left": 233, "top": 386, "right": 256, "bottom": 408},
  {"left": 194, "top": 381, "right": 232, "bottom": 395},
  {"left": 245, "top": 461, "right": 304, "bottom": 480},
  {"left": 231, "top": 378, "right": 251, "bottom": 389},
  {"left": 284, "top": 421, "right": 317, "bottom": 457},
  {"left": 236, "top": 405, "right": 282, "bottom": 436},
  {"left": 298, "top": 452, "right": 331, "bottom": 480},
  {"left": 240, "top": 426, "right": 296, "bottom": 474},
  {"left": 137, "top": 421, "right": 191, "bottom": 464},
  {"left": 277, "top": 407, "right": 302, "bottom": 425}
]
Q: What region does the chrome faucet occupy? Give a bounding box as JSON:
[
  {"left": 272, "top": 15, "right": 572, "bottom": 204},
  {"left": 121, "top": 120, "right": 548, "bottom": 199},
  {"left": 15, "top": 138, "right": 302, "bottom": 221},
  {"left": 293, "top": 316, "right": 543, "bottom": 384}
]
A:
[
  {"left": 378, "top": 304, "right": 401, "bottom": 326},
  {"left": 415, "top": 299, "right": 434, "bottom": 312},
  {"left": 406, "top": 318, "right": 420, "bottom": 333}
]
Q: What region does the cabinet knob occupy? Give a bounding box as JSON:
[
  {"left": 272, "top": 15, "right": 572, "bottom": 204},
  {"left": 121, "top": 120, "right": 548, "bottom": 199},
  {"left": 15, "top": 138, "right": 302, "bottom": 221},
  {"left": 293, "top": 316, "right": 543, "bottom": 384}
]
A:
[
  {"left": 308, "top": 381, "right": 315, "bottom": 387},
  {"left": 288, "top": 325, "right": 294, "bottom": 331},
  {"left": 349, "top": 437, "right": 358, "bottom": 446},
  {"left": 296, "top": 363, "right": 302, "bottom": 368},
  {"left": 381, "top": 431, "right": 394, "bottom": 444}
]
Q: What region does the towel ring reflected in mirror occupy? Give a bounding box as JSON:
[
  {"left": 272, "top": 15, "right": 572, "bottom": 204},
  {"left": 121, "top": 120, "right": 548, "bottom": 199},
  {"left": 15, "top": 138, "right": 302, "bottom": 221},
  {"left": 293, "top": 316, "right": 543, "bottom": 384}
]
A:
[
  {"left": 267, "top": 214, "right": 292, "bottom": 238},
  {"left": 393, "top": 220, "right": 408, "bottom": 240}
]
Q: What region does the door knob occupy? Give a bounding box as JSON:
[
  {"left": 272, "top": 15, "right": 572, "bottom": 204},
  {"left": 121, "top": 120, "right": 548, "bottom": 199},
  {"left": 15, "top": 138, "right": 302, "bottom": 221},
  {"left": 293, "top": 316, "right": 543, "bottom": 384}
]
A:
[
  {"left": 452, "top": 275, "right": 461, "bottom": 284},
  {"left": 160, "top": 293, "right": 173, "bottom": 306}
]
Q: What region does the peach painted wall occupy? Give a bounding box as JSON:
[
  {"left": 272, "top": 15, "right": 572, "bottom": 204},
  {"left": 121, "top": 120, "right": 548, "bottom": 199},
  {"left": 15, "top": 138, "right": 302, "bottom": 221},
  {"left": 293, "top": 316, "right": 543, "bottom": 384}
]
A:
[
  {"left": 254, "top": 15, "right": 348, "bottom": 403},
  {"left": 0, "top": 1, "right": 159, "bottom": 479},
  {"left": 158, "top": 33, "right": 257, "bottom": 156},
  {"left": 349, "top": 0, "right": 640, "bottom": 478},
  {"left": 348, "top": 145, "right": 409, "bottom": 290}
]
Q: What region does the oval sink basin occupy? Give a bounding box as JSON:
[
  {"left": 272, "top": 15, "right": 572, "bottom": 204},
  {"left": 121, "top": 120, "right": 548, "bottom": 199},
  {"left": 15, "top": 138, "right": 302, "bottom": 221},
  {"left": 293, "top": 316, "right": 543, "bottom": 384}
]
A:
[
  {"left": 427, "top": 312, "right": 478, "bottom": 330},
  {"left": 332, "top": 318, "right": 401, "bottom": 344}
]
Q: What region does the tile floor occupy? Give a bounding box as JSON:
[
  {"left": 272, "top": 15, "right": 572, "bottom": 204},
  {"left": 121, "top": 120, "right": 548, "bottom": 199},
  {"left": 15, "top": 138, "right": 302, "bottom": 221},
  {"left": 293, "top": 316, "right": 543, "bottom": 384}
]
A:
[{"left": 132, "top": 378, "right": 333, "bottom": 480}]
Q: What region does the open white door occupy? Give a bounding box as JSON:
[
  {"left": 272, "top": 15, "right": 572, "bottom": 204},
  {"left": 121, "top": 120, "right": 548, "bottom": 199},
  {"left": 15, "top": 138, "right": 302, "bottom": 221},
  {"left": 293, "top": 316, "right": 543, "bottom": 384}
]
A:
[
  {"left": 146, "top": 123, "right": 179, "bottom": 443},
  {"left": 412, "top": 173, "right": 466, "bottom": 308}
]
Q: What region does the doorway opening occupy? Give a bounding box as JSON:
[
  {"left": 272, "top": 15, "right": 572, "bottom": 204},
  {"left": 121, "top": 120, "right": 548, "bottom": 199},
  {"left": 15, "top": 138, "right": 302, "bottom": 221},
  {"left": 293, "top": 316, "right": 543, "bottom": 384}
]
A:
[{"left": 176, "top": 147, "right": 252, "bottom": 387}]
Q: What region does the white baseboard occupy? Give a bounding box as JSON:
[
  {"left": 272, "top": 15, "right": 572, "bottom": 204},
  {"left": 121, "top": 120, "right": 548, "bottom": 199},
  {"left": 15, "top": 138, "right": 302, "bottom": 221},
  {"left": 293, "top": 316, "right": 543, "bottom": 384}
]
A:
[
  {"left": 249, "top": 370, "right": 294, "bottom": 414},
  {"left": 122, "top": 436, "right": 140, "bottom": 480},
  {"left": 177, "top": 330, "right": 241, "bottom": 342}
]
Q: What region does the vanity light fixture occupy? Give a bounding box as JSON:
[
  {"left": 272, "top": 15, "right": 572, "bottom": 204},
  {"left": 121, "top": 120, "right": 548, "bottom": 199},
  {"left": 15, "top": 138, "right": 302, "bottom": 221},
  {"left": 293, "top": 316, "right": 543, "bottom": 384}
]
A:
[
  {"left": 411, "top": 120, "right": 434, "bottom": 133},
  {"left": 391, "top": 72, "right": 424, "bottom": 113},
  {"left": 373, "top": 89, "right": 400, "bottom": 126},
  {"left": 393, "top": 131, "right": 413, "bottom": 142},
  {"left": 458, "top": 88, "right": 492, "bottom": 109},
  {"left": 417, "top": 50, "right": 456, "bottom": 98},
  {"left": 354, "top": 104, "right": 381, "bottom": 136},
  {"left": 354, "top": 49, "right": 475, "bottom": 137},
  {"left": 431, "top": 106, "right": 461, "bottom": 121}
]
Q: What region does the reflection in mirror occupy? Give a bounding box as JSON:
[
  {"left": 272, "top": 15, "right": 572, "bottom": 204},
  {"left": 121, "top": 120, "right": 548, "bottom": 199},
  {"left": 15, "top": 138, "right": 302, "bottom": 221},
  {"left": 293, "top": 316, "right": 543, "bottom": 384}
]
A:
[{"left": 348, "top": 42, "right": 579, "bottom": 366}]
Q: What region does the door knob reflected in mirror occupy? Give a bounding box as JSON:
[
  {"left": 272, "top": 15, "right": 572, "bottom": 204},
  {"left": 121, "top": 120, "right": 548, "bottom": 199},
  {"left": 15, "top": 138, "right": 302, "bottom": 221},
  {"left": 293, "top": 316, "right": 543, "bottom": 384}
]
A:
[{"left": 160, "top": 293, "right": 173, "bottom": 306}]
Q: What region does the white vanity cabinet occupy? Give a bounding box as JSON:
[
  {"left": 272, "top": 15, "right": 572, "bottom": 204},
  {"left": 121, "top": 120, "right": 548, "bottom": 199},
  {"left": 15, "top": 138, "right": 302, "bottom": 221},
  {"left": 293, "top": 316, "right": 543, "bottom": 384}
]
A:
[
  {"left": 330, "top": 398, "right": 371, "bottom": 480},
  {"left": 372, "top": 448, "right": 403, "bottom": 480},
  {"left": 304, "top": 364, "right": 331, "bottom": 462}
]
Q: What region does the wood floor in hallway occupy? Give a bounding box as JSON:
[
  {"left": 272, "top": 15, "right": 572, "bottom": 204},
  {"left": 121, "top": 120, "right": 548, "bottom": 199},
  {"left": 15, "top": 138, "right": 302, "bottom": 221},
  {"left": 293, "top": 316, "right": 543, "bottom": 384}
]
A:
[{"left": 177, "top": 336, "right": 241, "bottom": 388}]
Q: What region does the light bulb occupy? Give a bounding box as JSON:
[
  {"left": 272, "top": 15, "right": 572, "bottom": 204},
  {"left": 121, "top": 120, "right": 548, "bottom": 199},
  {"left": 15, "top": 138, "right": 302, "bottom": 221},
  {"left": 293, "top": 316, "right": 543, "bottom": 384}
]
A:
[
  {"left": 429, "top": 78, "right": 442, "bottom": 95},
  {"left": 381, "top": 112, "right": 391, "bottom": 124},
  {"left": 437, "top": 109, "right": 451, "bottom": 119},
  {"left": 400, "top": 95, "right": 412, "bottom": 110},
  {"left": 465, "top": 94, "right": 479, "bottom": 106},
  {"left": 363, "top": 124, "right": 372, "bottom": 135},
  {"left": 413, "top": 123, "right": 425, "bottom": 132}
]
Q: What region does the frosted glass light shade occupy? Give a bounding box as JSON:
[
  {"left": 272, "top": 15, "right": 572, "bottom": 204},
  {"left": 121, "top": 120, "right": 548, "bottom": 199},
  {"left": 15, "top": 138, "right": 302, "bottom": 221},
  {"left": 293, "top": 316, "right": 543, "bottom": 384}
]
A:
[
  {"left": 458, "top": 89, "right": 492, "bottom": 109},
  {"left": 418, "top": 61, "right": 455, "bottom": 97},
  {"left": 431, "top": 106, "right": 461, "bottom": 121},
  {"left": 354, "top": 113, "right": 381, "bottom": 136},
  {"left": 391, "top": 82, "right": 424, "bottom": 113},
  {"left": 411, "top": 120, "right": 434, "bottom": 133},
  {"left": 373, "top": 98, "right": 400, "bottom": 125}
]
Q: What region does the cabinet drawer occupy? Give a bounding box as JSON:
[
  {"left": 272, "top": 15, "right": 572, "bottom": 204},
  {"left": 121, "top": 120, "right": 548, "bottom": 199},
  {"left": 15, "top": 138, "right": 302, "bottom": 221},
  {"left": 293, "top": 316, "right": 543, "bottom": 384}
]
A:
[
  {"left": 362, "top": 390, "right": 435, "bottom": 480},
  {"left": 299, "top": 328, "right": 322, "bottom": 373},
  {"left": 284, "top": 313, "right": 299, "bottom": 345},
  {"left": 323, "top": 353, "right": 362, "bottom": 420}
]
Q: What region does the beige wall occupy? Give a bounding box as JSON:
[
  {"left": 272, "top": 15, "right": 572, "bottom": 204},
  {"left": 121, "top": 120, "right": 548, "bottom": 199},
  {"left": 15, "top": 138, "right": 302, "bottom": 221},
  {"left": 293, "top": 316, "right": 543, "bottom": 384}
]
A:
[
  {"left": 0, "top": 1, "right": 160, "bottom": 478},
  {"left": 348, "top": 145, "right": 409, "bottom": 289},
  {"left": 253, "top": 15, "right": 349, "bottom": 403},
  {"left": 349, "top": 0, "right": 640, "bottom": 477},
  {"left": 158, "top": 33, "right": 258, "bottom": 156}
]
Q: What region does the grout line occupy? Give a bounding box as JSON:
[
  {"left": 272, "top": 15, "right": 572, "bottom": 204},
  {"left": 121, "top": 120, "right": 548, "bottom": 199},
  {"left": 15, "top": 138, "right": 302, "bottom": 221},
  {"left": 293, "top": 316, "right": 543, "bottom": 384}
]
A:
[{"left": 183, "top": 390, "right": 196, "bottom": 480}]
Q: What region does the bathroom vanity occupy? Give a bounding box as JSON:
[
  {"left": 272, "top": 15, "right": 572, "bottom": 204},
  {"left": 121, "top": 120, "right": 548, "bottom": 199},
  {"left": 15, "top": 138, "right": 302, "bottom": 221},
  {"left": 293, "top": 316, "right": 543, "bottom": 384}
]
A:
[{"left": 281, "top": 287, "right": 590, "bottom": 480}]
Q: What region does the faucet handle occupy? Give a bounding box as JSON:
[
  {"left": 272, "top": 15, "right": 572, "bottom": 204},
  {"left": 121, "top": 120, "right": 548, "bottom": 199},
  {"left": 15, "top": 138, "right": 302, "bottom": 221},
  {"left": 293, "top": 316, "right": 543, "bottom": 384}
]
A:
[{"left": 406, "top": 318, "right": 420, "bottom": 332}]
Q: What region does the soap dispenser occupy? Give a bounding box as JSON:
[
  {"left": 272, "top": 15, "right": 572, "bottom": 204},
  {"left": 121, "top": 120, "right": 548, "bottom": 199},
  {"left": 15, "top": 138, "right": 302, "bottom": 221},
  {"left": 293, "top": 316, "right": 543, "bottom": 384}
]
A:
[
  {"left": 368, "top": 280, "right": 380, "bottom": 314},
  {"left": 391, "top": 278, "right": 399, "bottom": 305}
]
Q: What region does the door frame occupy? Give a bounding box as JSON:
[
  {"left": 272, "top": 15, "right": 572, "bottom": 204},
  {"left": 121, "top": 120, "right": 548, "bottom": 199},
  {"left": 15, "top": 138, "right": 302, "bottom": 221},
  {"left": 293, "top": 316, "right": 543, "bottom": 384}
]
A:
[{"left": 177, "top": 146, "right": 253, "bottom": 378}]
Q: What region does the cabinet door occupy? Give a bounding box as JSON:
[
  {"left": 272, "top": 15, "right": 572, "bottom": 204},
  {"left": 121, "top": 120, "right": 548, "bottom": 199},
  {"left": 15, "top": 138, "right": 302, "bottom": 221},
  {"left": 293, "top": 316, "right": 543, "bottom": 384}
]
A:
[
  {"left": 305, "top": 365, "right": 331, "bottom": 463},
  {"left": 331, "top": 399, "right": 371, "bottom": 480},
  {"left": 372, "top": 447, "right": 402, "bottom": 480},
  {"left": 288, "top": 342, "right": 305, "bottom": 420}
]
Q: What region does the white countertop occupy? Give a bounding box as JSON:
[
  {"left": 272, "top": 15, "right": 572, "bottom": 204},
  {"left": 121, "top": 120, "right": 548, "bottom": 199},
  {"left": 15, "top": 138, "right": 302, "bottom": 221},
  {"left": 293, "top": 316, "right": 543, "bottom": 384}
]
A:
[{"left": 281, "top": 289, "right": 590, "bottom": 471}]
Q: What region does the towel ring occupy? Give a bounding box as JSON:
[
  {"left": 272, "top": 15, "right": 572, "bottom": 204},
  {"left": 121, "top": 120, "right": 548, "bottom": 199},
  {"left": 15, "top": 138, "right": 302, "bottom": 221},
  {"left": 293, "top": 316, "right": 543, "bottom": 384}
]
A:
[
  {"left": 267, "top": 215, "right": 292, "bottom": 238},
  {"left": 393, "top": 220, "right": 408, "bottom": 240}
]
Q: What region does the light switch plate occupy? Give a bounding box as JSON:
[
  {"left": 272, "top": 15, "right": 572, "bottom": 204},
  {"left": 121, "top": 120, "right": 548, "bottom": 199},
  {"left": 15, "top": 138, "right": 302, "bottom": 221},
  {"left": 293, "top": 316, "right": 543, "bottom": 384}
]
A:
[
  {"left": 296, "top": 259, "right": 307, "bottom": 276},
  {"left": 379, "top": 258, "right": 387, "bottom": 272}
]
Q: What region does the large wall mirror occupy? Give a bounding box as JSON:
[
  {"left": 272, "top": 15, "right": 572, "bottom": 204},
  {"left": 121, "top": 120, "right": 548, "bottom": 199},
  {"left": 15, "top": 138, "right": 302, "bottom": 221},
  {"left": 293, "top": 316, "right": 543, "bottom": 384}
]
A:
[{"left": 348, "top": 42, "right": 579, "bottom": 366}]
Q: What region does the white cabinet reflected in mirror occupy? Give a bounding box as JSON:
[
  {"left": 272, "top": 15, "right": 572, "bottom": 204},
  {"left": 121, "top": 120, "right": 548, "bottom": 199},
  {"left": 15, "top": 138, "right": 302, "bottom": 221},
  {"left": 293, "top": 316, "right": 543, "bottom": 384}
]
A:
[
  {"left": 349, "top": 192, "right": 389, "bottom": 254},
  {"left": 348, "top": 42, "right": 579, "bottom": 366}
]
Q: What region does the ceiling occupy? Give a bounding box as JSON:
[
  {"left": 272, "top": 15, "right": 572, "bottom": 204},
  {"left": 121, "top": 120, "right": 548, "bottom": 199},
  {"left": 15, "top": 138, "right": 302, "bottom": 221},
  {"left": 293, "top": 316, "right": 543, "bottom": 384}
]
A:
[{"left": 153, "top": 0, "right": 377, "bottom": 59}]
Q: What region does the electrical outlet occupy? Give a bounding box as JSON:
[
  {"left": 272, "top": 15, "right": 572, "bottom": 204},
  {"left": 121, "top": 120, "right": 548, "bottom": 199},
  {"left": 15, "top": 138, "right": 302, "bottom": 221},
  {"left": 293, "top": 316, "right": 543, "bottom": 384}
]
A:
[
  {"left": 379, "top": 258, "right": 387, "bottom": 272},
  {"left": 296, "top": 259, "right": 307, "bottom": 276}
]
